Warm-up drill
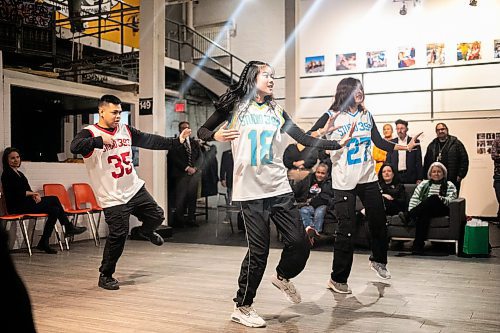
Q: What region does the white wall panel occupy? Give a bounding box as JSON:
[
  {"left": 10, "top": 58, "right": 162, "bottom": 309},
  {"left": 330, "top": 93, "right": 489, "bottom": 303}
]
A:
[
  {"left": 434, "top": 87, "right": 500, "bottom": 113},
  {"left": 433, "top": 64, "right": 500, "bottom": 89},
  {"left": 364, "top": 69, "right": 431, "bottom": 93},
  {"left": 365, "top": 92, "right": 431, "bottom": 116}
]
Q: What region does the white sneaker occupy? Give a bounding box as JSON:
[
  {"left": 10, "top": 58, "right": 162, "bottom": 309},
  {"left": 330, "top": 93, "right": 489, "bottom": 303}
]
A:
[
  {"left": 271, "top": 274, "right": 301, "bottom": 304},
  {"left": 230, "top": 305, "right": 266, "bottom": 328},
  {"left": 369, "top": 261, "right": 392, "bottom": 279}
]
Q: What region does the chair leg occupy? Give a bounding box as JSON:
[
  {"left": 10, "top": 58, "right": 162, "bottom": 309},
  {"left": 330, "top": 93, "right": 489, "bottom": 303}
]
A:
[
  {"left": 20, "top": 220, "right": 32, "bottom": 256},
  {"left": 54, "top": 224, "right": 64, "bottom": 252},
  {"left": 229, "top": 213, "right": 234, "bottom": 234},
  {"left": 86, "top": 212, "right": 99, "bottom": 246}
]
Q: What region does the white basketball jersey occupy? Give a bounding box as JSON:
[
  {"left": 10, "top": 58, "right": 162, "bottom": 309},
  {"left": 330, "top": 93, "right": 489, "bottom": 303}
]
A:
[
  {"left": 83, "top": 124, "right": 145, "bottom": 208},
  {"left": 326, "top": 110, "right": 377, "bottom": 190},
  {"left": 229, "top": 101, "right": 292, "bottom": 201}
]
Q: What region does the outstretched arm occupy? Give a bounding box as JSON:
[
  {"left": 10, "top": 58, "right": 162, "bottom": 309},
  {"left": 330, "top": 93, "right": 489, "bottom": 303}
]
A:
[
  {"left": 129, "top": 126, "right": 184, "bottom": 150},
  {"left": 282, "top": 112, "right": 347, "bottom": 150}
]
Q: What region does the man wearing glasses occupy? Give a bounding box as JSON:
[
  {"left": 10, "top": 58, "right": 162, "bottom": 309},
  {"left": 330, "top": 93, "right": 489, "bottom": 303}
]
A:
[{"left": 423, "top": 123, "right": 469, "bottom": 195}]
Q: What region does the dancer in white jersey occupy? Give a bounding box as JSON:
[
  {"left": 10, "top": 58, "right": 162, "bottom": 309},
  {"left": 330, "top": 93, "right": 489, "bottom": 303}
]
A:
[
  {"left": 198, "top": 61, "right": 353, "bottom": 328},
  {"left": 71, "top": 95, "right": 190, "bottom": 291},
  {"left": 310, "top": 77, "right": 421, "bottom": 293}
]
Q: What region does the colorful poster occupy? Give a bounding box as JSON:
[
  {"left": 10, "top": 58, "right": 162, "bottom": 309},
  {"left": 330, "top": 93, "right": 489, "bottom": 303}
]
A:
[
  {"left": 457, "top": 41, "right": 481, "bottom": 62},
  {"left": 397, "top": 46, "right": 416, "bottom": 68},
  {"left": 427, "top": 43, "right": 445, "bottom": 66},
  {"left": 336, "top": 52, "right": 356, "bottom": 71},
  {"left": 366, "top": 50, "right": 387, "bottom": 68},
  {"left": 494, "top": 39, "right": 500, "bottom": 58},
  {"left": 305, "top": 55, "right": 325, "bottom": 73}
]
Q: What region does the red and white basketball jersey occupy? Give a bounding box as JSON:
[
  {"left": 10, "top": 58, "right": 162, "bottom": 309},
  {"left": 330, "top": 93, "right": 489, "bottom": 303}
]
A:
[{"left": 83, "top": 124, "right": 144, "bottom": 208}]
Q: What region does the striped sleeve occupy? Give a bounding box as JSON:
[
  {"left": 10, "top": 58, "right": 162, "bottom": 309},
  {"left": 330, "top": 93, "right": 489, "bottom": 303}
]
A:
[
  {"left": 441, "top": 181, "right": 458, "bottom": 206},
  {"left": 408, "top": 181, "right": 426, "bottom": 211}
]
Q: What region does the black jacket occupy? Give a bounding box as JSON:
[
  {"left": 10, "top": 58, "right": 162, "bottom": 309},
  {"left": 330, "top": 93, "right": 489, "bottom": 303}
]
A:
[
  {"left": 220, "top": 150, "right": 234, "bottom": 189},
  {"left": 167, "top": 137, "right": 203, "bottom": 179},
  {"left": 1, "top": 167, "right": 36, "bottom": 214},
  {"left": 283, "top": 144, "right": 318, "bottom": 170},
  {"left": 385, "top": 136, "right": 423, "bottom": 184},
  {"left": 423, "top": 135, "right": 469, "bottom": 185},
  {"left": 292, "top": 173, "right": 333, "bottom": 208}
]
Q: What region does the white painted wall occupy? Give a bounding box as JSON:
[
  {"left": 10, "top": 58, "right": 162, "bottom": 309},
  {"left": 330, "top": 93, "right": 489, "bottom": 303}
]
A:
[
  {"left": 193, "top": 0, "right": 286, "bottom": 97},
  {"left": 294, "top": 0, "right": 500, "bottom": 216}
]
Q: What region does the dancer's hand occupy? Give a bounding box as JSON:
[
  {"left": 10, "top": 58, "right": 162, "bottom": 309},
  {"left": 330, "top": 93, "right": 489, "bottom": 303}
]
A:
[
  {"left": 214, "top": 121, "right": 240, "bottom": 142},
  {"left": 179, "top": 128, "right": 192, "bottom": 144},
  {"left": 407, "top": 132, "right": 423, "bottom": 151},
  {"left": 339, "top": 119, "right": 357, "bottom": 147},
  {"left": 317, "top": 112, "right": 341, "bottom": 136}
]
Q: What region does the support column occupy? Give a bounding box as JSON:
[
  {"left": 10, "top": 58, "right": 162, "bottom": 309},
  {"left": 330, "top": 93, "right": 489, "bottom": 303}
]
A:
[
  {"left": 139, "top": 1, "right": 167, "bottom": 212},
  {"left": 284, "top": 0, "right": 299, "bottom": 118}
]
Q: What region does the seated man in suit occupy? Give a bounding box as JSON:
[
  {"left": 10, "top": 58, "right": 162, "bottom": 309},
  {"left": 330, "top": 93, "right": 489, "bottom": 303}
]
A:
[{"left": 386, "top": 119, "right": 423, "bottom": 184}]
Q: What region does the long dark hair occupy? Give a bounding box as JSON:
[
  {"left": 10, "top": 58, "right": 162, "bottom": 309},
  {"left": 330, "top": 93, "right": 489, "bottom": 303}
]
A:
[
  {"left": 377, "top": 163, "right": 401, "bottom": 186},
  {"left": 328, "top": 77, "right": 365, "bottom": 113},
  {"left": 214, "top": 61, "right": 274, "bottom": 115},
  {"left": 2, "top": 147, "right": 20, "bottom": 169}
]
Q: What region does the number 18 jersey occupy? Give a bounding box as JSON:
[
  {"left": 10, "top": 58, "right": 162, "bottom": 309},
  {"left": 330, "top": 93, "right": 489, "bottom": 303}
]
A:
[
  {"left": 83, "top": 124, "right": 144, "bottom": 208},
  {"left": 228, "top": 101, "right": 292, "bottom": 201},
  {"left": 326, "top": 109, "right": 377, "bottom": 190}
]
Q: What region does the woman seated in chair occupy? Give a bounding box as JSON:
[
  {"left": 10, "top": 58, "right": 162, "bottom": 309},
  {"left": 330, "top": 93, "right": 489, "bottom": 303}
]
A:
[
  {"left": 377, "top": 163, "right": 407, "bottom": 217},
  {"left": 1, "top": 147, "right": 86, "bottom": 254},
  {"left": 407, "top": 162, "right": 457, "bottom": 255}
]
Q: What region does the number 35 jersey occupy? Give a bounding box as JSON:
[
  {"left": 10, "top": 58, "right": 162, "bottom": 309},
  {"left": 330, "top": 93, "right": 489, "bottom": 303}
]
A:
[
  {"left": 326, "top": 110, "right": 377, "bottom": 190},
  {"left": 83, "top": 123, "right": 145, "bottom": 208},
  {"left": 229, "top": 101, "right": 292, "bottom": 201}
]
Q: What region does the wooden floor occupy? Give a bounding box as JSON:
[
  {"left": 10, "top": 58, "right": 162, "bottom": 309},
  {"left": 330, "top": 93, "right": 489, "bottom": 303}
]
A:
[{"left": 11, "top": 237, "right": 500, "bottom": 333}]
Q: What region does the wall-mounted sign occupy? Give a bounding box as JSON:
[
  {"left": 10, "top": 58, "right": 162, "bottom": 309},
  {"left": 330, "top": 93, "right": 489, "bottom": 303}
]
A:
[{"left": 139, "top": 97, "right": 153, "bottom": 115}]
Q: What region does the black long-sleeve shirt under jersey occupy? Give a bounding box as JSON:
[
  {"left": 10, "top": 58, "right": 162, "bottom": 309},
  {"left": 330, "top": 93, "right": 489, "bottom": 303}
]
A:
[
  {"left": 70, "top": 124, "right": 181, "bottom": 156},
  {"left": 197, "top": 109, "right": 342, "bottom": 151}
]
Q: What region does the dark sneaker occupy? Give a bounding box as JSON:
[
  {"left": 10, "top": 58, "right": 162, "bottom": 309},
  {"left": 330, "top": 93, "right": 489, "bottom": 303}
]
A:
[
  {"left": 327, "top": 279, "right": 352, "bottom": 294},
  {"left": 65, "top": 225, "right": 87, "bottom": 236},
  {"left": 35, "top": 243, "right": 57, "bottom": 254},
  {"left": 137, "top": 228, "right": 164, "bottom": 246},
  {"left": 369, "top": 261, "right": 391, "bottom": 279},
  {"left": 305, "top": 226, "right": 320, "bottom": 246},
  {"left": 98, "top": 274, "right": 119, "bottom": 290}
]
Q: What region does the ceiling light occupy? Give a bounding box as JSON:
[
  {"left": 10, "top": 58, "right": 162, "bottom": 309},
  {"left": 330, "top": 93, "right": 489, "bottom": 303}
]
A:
[
  {"left": 469, "top": 0, "right": 477, "bottom": 6},
  {"left": 399, "top": 3, "right": 407, "bottom": 15}
]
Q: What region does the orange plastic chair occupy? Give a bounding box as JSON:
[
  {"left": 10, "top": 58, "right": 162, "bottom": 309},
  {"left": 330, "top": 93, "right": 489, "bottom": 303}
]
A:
[
  {"left": 43, "top": 184, "right": 98, "bottom": 248},
  {"left": 1, "top": 191, "right": 57, "bottom": 255},
  {"left": 72, "top": 183, "right": 103, "bottom": 246}
]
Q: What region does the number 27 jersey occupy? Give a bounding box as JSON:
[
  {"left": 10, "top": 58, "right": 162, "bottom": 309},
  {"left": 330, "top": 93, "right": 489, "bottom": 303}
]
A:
[
  {"left": 326, "top": 110, "right": 377, "bottom": 190},
  {"left": 83, "top": 123, "right": 144, "bottom": 208}
]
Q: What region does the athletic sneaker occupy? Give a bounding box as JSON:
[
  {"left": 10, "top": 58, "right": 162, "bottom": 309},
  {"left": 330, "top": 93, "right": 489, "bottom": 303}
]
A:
[
  {"left": 305, "top": 226, "right": 320, "bottom": 246},
  {"left": 369, "top": 261, "right": 392, "bottom": 279},
  {"left": 327, "top": 278, "right": 352, "bottom": 294},
  {"left": 271, "top": 274, "right": 301, "bottom": 304},
  {"left": 230, "top": 305, "right": 266, "bottom": 328},
  {"left": 98, "top": 274, "right": 120, "bottom": 290}
]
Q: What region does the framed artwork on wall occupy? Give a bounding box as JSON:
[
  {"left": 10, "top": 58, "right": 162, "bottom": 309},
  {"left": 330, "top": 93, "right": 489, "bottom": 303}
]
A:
[
  {"left": 305, "top": 55, "right": 325, "bottom": 73},
  {"left": 427, "top": 43, "right": 445, "bottom": 66},
  {"left": 457, "top": 41, "right": 481, "bottom": 62},
  {"left": 494, "top": 39, "right": 500, "bottom": 59},
  {"left": 397, "top": 46, "right": 416, "bottom": 68},
  {"left": 366, "top": 50, "right": 387, "bottom": 69},
  {"left": 336, "top": 52, "right": 356, "bottom": 71}
]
